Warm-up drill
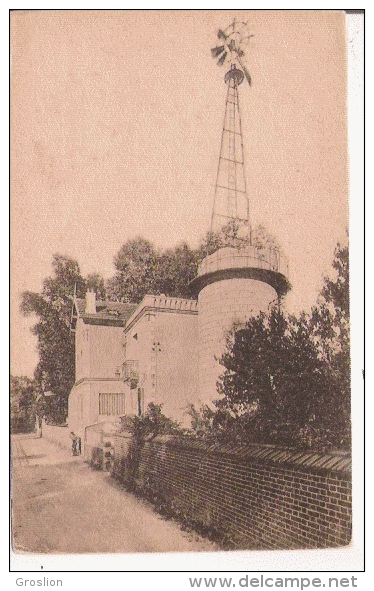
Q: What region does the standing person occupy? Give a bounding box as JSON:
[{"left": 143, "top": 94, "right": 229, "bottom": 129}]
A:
[{"left": 70, "top": 432, "right": 78, "bottom": 456}]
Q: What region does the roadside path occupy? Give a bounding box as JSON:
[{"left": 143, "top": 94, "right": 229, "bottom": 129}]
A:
[{"left": 11, "top": 434, "right": 216, "bottom": 554}]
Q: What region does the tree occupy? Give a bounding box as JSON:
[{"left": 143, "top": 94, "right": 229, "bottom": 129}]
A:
[
  {"left": 321, "top": 243, "right": 349, "bottom": 318},
  {"left": 10, "top": 375, "right": 37, "bottom": 433},
  {"left": 216, "top": 310, "right": 333, "bottom": 448},
  {"left": 157, "top": 242, "right": 199, "bottom": 298},
  {"left": 40, "top": 254, "right": 86, "bottom": 325},
  {"left": 309, "top": 243, "right": 350, "bottom": 448},
  {"left": 107, "top": 237, "right": 199, "bottom": 302},
  {"left": 107, "top": 237, "right": 160, "bottom": 303},
  {"left": 213, "top": 241, "right": 350, "bottom": 451},
  {"left": 251, "top": 224, "right": 282, "bottom": 251},
  {"left": 20, "top": 254, "right": 105, "bottom": 423},
  {"left": 86, "top": 272, "right": 106, "bottom": 300},
  {"left": 185, "top": 403, "right": 217, "bottom": 439}
]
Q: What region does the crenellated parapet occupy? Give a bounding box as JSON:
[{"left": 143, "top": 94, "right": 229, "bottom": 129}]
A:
[{"left": 125, "top": 294, "right": 198, "bottom": 333}]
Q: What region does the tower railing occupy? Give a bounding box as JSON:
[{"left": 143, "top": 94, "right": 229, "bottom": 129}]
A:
[{"left": 198, "top": 245, "right": 289, "bottom": 278}]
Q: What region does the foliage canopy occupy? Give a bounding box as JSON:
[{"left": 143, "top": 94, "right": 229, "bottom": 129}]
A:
[{"left": 10, "top": 375, "right": 37, "bottom": 433}]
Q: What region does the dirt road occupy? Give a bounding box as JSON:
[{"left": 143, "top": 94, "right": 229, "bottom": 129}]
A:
[{"left": 11, "top": 434, "right": 216, "bottom": 554}]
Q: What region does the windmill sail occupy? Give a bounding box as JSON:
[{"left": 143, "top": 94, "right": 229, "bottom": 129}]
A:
[
  {"left": 211, "top": 46, "right": 225, "bottom": 58},
  {"left": 217, "top": 52, "right": 227, "bottom": 66},
  {"left": 241, "top": 62, "right": 252, "bottom": 86},
  {"left": 217, "top": 29, "right": 228, "bottom": 40},
  {"left": 212, "top": 21, "right": 253, "bottom": 84}
]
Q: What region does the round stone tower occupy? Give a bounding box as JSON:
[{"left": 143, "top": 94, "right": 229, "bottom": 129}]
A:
[{"left": 190, "top": 245, "right": 289, "bottom": 405}]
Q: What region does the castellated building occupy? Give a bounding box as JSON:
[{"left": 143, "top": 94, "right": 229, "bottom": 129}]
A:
[{"left": 68, "top": 243, "right": 288, "bottom": 445}]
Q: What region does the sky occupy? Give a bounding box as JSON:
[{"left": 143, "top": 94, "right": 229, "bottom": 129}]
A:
[{"left": 11, "top": 10, "right": 350, "bottom": 378}]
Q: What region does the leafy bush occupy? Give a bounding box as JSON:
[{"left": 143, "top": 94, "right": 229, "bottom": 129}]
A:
[{"left": 120, "top": 403, "right": 181, "bottom": 442}]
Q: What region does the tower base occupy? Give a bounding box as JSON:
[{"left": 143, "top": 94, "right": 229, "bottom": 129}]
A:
[{"left": 190, "top": 246, "right": 290, "bottom": 406}]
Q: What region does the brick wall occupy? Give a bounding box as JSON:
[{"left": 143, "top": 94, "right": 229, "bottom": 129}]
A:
[{"left": 111, "top": 434, "right": 351, "bottom": 550}]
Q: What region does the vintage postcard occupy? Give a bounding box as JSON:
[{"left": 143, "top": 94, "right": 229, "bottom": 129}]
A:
[{"left": 10, "top": 9, "right": 363, "bottom": 572}]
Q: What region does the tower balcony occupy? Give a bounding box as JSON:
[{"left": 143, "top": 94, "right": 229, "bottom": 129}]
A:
[
  {"left": 198, "top": 245, "right": 289, "bottom": 276},
  {"left": 190, "top": 246, "right": 291, "bottom": 298}
]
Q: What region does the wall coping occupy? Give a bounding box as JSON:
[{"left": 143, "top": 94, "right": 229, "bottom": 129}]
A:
[{"left": 111, "top": 434, "right": 351, "bottom": 476}]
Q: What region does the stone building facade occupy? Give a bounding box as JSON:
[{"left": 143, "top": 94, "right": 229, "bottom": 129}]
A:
[
  {"left": 68, "top": 294, "right": 137, "bottom": 442},
  {"left": 68, "top": 291, "right": 200, "bottom": 443}
]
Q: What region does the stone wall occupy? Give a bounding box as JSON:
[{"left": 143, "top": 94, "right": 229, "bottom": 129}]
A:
[
  {"left": 198, "top": 277, "right": 277, "bottom": 403},
  {"left": 111, "top": 434, "right": 351, "bottom": 550},
  {"left": 42, "top": 423, "right": 71, "bottom": 451}
]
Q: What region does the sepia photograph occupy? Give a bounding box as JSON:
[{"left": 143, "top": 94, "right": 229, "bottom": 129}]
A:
[{"left": 10, "top": 8, "right": 361, "bottom": 567}]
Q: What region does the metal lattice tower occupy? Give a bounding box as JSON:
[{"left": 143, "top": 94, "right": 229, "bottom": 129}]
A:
[
  {"left": 209, "top": 20, "right": 255, "bottom": 244},
  {"left": 211, "top": 64, "right": 250, "bottom": 241}
]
